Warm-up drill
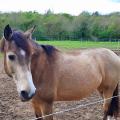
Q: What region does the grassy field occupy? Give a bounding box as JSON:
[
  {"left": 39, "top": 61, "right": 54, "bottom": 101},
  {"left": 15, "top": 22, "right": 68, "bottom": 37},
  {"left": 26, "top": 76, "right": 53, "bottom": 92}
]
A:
[
  {"left": 0, "top": 41, "right": 119, "bottom": 58},
  {"left": 37, "top": 41, "right": 120, "bottom": 50}
]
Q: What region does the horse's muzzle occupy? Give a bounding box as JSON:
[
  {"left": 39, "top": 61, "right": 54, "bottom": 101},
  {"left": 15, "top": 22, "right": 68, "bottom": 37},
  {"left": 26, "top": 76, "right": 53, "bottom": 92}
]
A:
[{"left": 20, "top": 90, "right": 35, "bottom": 102}]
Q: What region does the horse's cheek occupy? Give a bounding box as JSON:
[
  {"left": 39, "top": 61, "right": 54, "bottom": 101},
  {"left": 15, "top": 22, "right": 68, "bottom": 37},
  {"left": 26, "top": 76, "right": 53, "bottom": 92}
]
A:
[{"left": 4, "top": 55, "right": 12, "bottom": 77}]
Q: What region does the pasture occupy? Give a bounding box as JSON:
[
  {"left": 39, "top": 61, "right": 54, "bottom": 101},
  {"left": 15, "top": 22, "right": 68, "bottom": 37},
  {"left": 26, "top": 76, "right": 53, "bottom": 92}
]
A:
[
  {"left": 38, "top": 41, "right": 120, "bottom": 50},
  {"left": 0, "top": 41, "right": 120, "bottom": 120}
]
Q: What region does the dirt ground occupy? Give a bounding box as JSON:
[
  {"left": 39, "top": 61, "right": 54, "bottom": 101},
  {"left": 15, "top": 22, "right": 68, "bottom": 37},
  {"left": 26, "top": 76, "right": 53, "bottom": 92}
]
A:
[{"left": 0, "top": 50, "right": 120, "bottom": 120}]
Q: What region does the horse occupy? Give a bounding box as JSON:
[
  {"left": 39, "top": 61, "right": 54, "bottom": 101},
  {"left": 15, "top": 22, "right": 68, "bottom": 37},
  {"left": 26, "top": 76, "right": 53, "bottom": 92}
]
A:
[{"left": 0, "top": 25, "right": 120, "bottom": 120}]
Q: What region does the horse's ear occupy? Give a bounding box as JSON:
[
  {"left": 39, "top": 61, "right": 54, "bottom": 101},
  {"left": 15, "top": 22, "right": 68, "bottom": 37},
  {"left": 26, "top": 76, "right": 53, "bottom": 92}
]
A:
[
  {"left": 24, "top": 25, "right": 36, "bottom": 39},
  {"left": 4, "top": 24, "right": 12, "bottom": 41}
]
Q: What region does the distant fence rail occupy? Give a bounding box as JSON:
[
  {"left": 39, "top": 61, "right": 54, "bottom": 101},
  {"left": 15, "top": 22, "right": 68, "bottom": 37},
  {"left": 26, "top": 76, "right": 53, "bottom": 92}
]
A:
[{"left": 35, "top": 34, "right": 120, "bottom": 41}]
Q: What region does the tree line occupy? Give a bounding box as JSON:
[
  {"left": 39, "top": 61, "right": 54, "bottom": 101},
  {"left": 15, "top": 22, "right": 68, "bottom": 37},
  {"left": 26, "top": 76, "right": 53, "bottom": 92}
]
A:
[{"left": 0, "top": 10, "right": 120, "bottom": 41}]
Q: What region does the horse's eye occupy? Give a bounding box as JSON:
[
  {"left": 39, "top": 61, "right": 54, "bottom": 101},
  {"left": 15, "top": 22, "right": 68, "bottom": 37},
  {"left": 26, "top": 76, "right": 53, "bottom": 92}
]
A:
[{"left": 8, "top": 55, "right": 16, "bottom": 61}]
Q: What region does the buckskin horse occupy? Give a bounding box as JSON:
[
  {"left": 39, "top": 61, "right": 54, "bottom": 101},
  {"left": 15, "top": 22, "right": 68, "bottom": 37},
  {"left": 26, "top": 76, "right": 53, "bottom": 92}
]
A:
[{"left": 0, "top": 25, "right": 120, "bottom": 120}]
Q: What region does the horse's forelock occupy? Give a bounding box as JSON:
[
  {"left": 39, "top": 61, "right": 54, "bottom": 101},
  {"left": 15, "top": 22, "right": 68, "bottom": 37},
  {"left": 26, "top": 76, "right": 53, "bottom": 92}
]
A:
[{"left": 11, "top": 31, "right": 30, "bottom": 54}]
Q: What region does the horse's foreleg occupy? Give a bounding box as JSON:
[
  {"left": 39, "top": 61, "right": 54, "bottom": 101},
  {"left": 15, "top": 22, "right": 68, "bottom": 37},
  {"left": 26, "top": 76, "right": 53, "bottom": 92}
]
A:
[
  {"left": 32, "top": 99, "right": 43, "bottom": 120},
  {"left": 35, "top": 113, "right": 43, "bottom": 120},
  {"left": 40, "top": 101, "right": 53, "bottom": 120}
]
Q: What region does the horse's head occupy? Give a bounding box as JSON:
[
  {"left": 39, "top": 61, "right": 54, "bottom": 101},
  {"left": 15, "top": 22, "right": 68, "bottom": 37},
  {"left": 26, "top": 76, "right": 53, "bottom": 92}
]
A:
[{"left": 0, "top": 25, "right": 36, "bottom": 101}]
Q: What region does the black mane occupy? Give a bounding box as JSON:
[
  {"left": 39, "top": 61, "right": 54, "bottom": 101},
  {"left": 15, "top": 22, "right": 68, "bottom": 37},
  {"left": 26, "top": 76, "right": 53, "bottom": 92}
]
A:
[{"left": 41, "top": 45, "right": 58, "bottom": 56}]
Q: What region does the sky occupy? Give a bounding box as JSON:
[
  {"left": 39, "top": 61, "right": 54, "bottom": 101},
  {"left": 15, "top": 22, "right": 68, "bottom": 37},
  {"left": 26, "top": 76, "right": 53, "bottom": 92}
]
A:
[{"left": 0, "top": 0, "right": 120, "bottom": 15}]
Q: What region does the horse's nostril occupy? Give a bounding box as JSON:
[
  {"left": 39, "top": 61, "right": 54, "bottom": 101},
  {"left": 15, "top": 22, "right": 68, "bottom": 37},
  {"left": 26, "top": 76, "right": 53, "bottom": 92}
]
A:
[{"left": 21, "top": 90, "right": 28, "bottom": 99}]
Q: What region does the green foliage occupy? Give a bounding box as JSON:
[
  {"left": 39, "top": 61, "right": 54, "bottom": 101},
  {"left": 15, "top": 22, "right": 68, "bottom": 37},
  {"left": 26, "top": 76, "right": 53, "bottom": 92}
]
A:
[{"left": 0, "top": 11, "right": 120, "bottom": 41}]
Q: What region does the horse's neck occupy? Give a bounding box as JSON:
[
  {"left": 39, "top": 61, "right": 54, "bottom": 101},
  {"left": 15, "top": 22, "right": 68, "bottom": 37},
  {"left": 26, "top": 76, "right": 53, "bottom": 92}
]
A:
[{"left": 31, "top": 46, "right": 57, "bottom": 82}]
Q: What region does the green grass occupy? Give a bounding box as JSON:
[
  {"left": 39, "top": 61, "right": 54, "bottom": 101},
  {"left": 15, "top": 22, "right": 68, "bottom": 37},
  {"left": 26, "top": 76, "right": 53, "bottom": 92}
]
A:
[
  {"left": 0, "top": 41, "right": 119, "bottom": 58},
  {"left": 0, "top": 53, "right": 3, "bottom": 58},
  {"left": 37, "top": 41, "right": 120, "bottom": 50}
]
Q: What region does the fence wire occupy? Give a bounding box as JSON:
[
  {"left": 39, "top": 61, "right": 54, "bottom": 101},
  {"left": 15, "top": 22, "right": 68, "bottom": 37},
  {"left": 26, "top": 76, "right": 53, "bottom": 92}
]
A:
[{"left": 31, "top": 94, "right": 120, "bottom": 120}]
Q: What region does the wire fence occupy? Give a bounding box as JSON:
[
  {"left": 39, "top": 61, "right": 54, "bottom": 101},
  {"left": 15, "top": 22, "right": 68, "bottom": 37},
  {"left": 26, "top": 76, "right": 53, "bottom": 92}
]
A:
[
  {"left": 31, "top": 95, "right": 120, "bottom": 120},
  {"left": 35, "top": 34, "right": 120, "bottom": 42}
]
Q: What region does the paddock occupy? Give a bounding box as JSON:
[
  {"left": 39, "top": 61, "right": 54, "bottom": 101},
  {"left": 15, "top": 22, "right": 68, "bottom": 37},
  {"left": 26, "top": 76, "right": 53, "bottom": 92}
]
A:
[{"left": 0, "top": 49, "right": 119, "bottom": 120}]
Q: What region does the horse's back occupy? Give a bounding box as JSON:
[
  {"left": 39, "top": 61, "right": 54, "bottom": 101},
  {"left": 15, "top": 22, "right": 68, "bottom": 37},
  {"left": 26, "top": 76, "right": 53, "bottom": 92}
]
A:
[
  {"left": 81, "top": 48, "right": 120, "bottom": 73},
  {"left": 83, "top": 48, "right": 120, "bottom": 84},
  {"left": 55, "top": 48, "right": 120, "bottom": 101}
]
